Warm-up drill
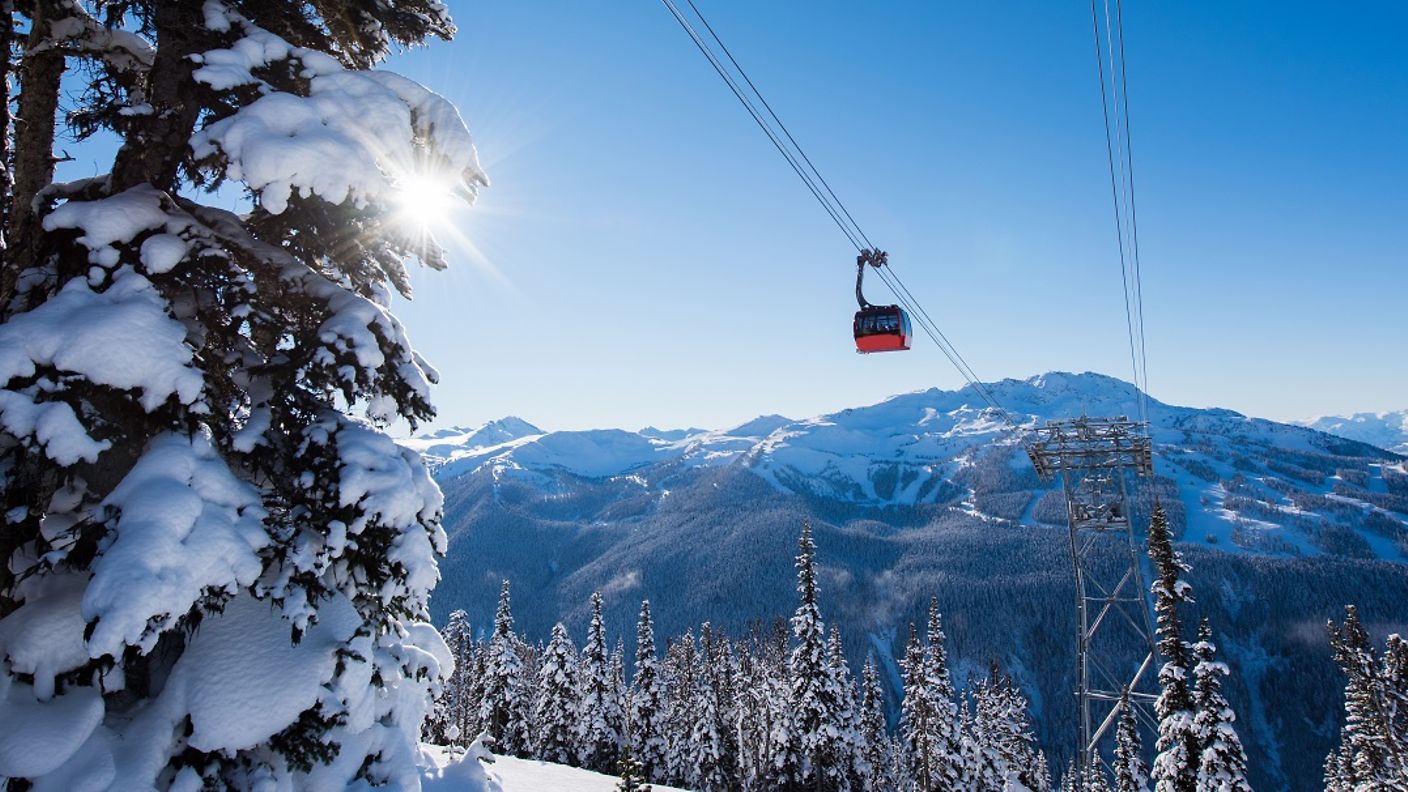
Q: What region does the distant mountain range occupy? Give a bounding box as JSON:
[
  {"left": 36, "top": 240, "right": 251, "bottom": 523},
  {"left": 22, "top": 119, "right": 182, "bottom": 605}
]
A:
[
  {"left": 1301, "top": 410, "right": 1408, "bottom": 455},
  {"left": 412, "top": 372, "right": 1408, "bottom": 791}
]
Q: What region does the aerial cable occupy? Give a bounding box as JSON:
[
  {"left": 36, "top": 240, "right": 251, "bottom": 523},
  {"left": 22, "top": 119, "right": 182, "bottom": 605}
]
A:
[
  {"left": 1090, "top": 0, "right": 1152, "bottom": 431},
  {"left": 659, "top": 0, "right": 865, "bottom": 252},
  {"left": 660, "top": 0, "right": 1023, "bottom": 429},
  {"left": 680, "top": 0, "right": 878, "bottom": 253}
]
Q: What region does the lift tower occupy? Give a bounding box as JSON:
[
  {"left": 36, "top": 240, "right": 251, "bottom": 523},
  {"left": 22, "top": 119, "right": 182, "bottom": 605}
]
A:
[{"left": 1027, "top": 416, "right": 1156, "bottom": 773}]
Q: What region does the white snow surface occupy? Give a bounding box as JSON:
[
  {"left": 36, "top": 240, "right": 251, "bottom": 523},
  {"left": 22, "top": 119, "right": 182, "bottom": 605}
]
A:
[
  {"left": 410, "top": 371, "right": 1406, "bottom": 560},
  {"left": 421, "top": 745, "right": 691, "bottom": 792},
  {"left": 84, "top": 432, "right": 268, "bottom": 658},
  {"left": 1301, "top": 410, "right": 1408, "bottom": 455},
  {"left": 0, "top": 258, "right": 204, "bottom": 464},
  {"left": 191, "top": 18, "right": 486, "bottom": 216}
]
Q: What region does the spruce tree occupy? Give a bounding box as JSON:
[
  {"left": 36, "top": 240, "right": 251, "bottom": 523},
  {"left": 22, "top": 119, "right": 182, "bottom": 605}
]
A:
[
  {"left": 578, "top": 591, "right": 623, "bottom": 773},
  {"left": 0, "top": 2, "right": 478, "bottom": 786},
  {"left": 689, "top": 623, "right": 729, "bottom": 791},
  {"left": 787, "top": 519, "right": 849, "bottom": 790},
  {"left": 1190, "top": 619, "right": 1250, "bottom": 792},
  {"left": 534, "top": 622, "right": 580, "bottom": 764},
  {"left": 826, "top": 626, "right": 861, "bottom": 790},
  {"left": 923, "top": 598, "right": 965, "bottom": 789},
  {"left": 900, "top": 622, "right": 935, "bottom": 789},
  {"left": 1147, "top": 502, "right": 1200, "bottom": 792},
  {"left": 858, "top": 655, "right": 890, "bottom": 789},
  {"left": 1324, "top": 605, "right": 1408, "bottom": 788},
  {"left": 482, "top": 580, "right": 531, "bottom": 756},
  {"left": 662, "top": 629, "right": 699, "bottom": 786},
  {"left": 616, "top": 745, "right": 653, "bottom": 792},
  {"left": 1113, "top": 689, "right": 1151, "bottom": 792},
  {"left": 630, "top": 600, "right": 670, "bottom": 783}
]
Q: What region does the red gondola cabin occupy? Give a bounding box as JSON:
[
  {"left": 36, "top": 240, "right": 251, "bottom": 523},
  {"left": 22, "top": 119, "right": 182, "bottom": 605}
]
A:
[{"left": 853, "top": 305, "right": 912, "bottom": 353}]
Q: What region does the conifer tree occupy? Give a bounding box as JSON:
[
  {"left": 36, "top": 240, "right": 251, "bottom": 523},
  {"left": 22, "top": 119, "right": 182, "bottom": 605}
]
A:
[
  {"left": 427, "top": 609, "right": 475, "bottom": 745},
  {"left": 1147, "top": 502, "right": 1200, "bottom": 792},
  {"left": 923, "top": 599, "right": 965, "bottom": 788},
  {"left": 787, "top": 519, "right": 850, "bottom": 790},
  {"left": 1113, "top": 689, "right": 1151, "bottom": 792},
  {"left": 901, "top": 621, "right": 936, "bottom": 789},
  {"left": 0, "top": 1, "right": 477, "bottom": 786},
  {"left": 1085, "top": 765, "right": 1114, "bottom": 792},
  {"left": 662, "top": 629, "right": 699, "bottom": 786},
  {"left": 1324, "top": 605, "right": 1408, "bottom": 789},
  {"left": 534, "top": 622, "right": 580, "bottom": 764},
  {"left": 482, "top": 580, "right": 532, "bottom": 756},
  {"left": 858, "top": 655, "right": 890, "bottom": 789},
  {"left": 630, "top": 600, "right": 670, "bottom": 782},
  {"left": 1190, "top": 619, "right": 1250, "bottom": 792},
  {"left": 689, "top": 622, "right": 729, "bottom": 791},
  {"left": 826, "top": 626, "right": 861, "bottom": 790},
  {"left": 578, "top": 591, "right": 624, "bottom": 773},
  {"left": 616, "top": 745, "right": 653, "bottom": 792}
]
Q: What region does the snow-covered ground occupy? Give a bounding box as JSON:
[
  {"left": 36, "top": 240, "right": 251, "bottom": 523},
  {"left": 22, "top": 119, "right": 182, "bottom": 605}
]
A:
[{"left": 421, "top": 744, "right": 691, "bottom": 792}]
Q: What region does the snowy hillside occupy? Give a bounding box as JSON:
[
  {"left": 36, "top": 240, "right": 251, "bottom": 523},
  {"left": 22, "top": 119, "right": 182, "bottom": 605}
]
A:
[
  {"left": 421, "top": 746, "right": 690, "bottom": 792},
  {"left": 416, "top": 372, "right": 1408, "bottom": 792},
  {"left": 1302, "top": 410, "right": 1408, "bottom": 455},
  {"left": 416, "top": 371, "right": 1406, "bottom": 562}
]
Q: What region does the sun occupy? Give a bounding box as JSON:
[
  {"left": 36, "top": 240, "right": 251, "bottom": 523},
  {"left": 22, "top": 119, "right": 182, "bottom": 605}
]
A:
[{"left": 391, "top": 173, "right": 459, "bottom": 232}]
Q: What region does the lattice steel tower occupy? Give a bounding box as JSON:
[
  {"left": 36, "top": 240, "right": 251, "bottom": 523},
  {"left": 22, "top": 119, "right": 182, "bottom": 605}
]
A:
[{"left": 1027, "top": 416, "right": 1157, "bottom": 774}]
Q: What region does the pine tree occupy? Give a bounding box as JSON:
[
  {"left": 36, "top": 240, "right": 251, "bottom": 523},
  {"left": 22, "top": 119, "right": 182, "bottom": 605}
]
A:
[
  {"left": 616, "top": 745, "right": 654, "bottom": 792},
  {"left": 482, "top": 580, "right": 532, "bottom": 756},
  {"left": 1324, "top": 605, "right": 1408, "bottom": 789},
  {"left": 901, "top": 622, "right": 935, "bottom": 790},
  {"left": 826, "top": 626, "right": 861, "bottom": 790},
  {"left": 662, "top": 629, "right": 699, "bottom": 786},
  {"left": 786, "top": 519, "right": 850, "bottom": 791},
  {"left": 427, "top": 609, "right": 475, "bottom": 745},
  {"left": 858, "top": 655, "right": 890, "bottom": 789},
  {"left": 630, "top": 600, "right": 670, "bottom": 783},
  {"left": 689, "top": 622, "right": 729, "bottom": 791},
  {"left": 578, "top": 591, "right": 624, "bottom": 773},
  {"left": 1113, "top": 689, "right": 1151, "bottom": 792},
  {"left": 973, "top": 667, "right": 1043, "bottom": 791},
  {"left": 534, "top": 622, "right": 580, "bottom": 764},
  {"left": 1147, "top": 502, "right": 1200, "bottom": 792},
  {"left": 1085, "top": 765, "right": 1114, "bottom": 792},
  {"left": 1190, "top": 619, "right": 1250, "bottom": 792},
  {"left": 922, "top": 599, "right": 965, "bottom": 789},
  {"left": 0, "top": 2, "right": 477, "bottom": 786}
]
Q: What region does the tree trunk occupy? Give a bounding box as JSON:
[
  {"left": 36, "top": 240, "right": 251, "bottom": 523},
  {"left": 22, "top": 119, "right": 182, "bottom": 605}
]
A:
[
  {"left": 3, "top": 0, "right": 63, "bottom": 310},
  {"left": 109, "top": 0, "right": 204, "bottom": 193},
  {"left": 1, "top": 2, "right": 14, "bottom": 252}
]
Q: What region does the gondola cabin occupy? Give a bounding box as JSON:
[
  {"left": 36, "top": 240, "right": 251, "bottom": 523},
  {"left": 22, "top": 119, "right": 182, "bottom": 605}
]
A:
[{"left": 853, "top": 305, "right": 912, "bottom": 353}]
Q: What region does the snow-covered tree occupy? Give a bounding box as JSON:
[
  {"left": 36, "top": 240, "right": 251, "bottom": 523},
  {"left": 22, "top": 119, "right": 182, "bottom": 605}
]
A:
[
  {"left": 534, "top": 622, "right": 580, "bottom": 764},
  {"left": 578, "top": 591, "right": 624, "bottom": 772},
  {"left": 616, "top": 744, "right": 653, "bottom": 792},
  {"left": 857, "top": 655, "right": 890, "bottom": 789},
  {"left": 1190, "top": 619, "right": 1250, "bottom": 792},
  {"left": 786, "top": 519, "right": 852, "bottom": 791},
  {"left": 427, "top": 608, "right": 475, "bottom": 745},
  {"left": 662, "top": 629, "right": 699, "bottom": 786},
  {"left": 1324, "top": 605, "right": 1408, "bottom": 790},
  {"left": 0, "top": 1, "right": 481, "bottom": 786},
  {"left": 922, "top": 599, "right": 965, "bottom": 789},
  {"left": 688, "top": 622, "right": 729, "bottom": 791},
  {"left": 971, "top": 668, "right": 1044, "bottom": 791},
  {"left": 482, "top": 581, "right": 531, "bottom": 755},
  {"left": 1113, "top": 688, "right": 1151, "bottom": 792},
  {"left": 826, "top": 626, "right": 861, "bottom": 789},
  {"left": 630, "top": 600, "right": 670, "bottom": 782},
  {"left": 1147, "top": 502, "right": 1200, "bottom": 792}
]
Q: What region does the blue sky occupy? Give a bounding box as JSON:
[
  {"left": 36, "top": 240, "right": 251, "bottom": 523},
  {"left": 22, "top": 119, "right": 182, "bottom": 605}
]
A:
[{"left": 63, "top": 1, "right": 1408, "bottom": 433}]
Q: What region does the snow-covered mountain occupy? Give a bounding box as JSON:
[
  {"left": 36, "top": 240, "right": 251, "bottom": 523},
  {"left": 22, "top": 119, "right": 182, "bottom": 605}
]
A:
[
  {"left": 1301, "top": 410, "right": 1408, "bottom": 455},
  {"left": 415, "top": 371, "right": 1405, "bottom": 560},
  {"left": 417, "top": 372, "right": 1408, "bottom": 791}
]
